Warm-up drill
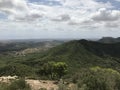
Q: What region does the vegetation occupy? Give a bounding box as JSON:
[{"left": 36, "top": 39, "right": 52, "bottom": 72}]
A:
[
  {"left": 0, "top": 79, "right": 31, "bottom": 90},
  {"left": 37, "top": 61, "right": 67, "bottom": 79},
  {"left": 0, "top": 39, "right": 120, "bottom": 89},
  {"left": 0, "top": 63, "right": 34, "bottom": 77},
  {"left": 57, "top": 67, "right": 120, "bottom": 90},
  {"left": 73, "top": 67, "right": 120, "bottom": 90}
]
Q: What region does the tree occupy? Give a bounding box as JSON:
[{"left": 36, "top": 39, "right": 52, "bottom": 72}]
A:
[
  {"left": 38, "top": 61, "right": 68, "bottom": 79},
  {"left": 53, "top": 62, "right": 68, "bottom": 78}
]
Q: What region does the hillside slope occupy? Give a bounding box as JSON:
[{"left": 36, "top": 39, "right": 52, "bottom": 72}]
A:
[
  {"left": 0, "top": 40, "right": 120, "bottom": 78},
  {"left": 37, "top": 40, "right": 120, "bottom": 70}
]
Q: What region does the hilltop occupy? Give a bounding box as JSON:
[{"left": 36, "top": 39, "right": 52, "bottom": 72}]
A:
[{"left": 98, "top": 37, "right": 120, "bottom": 43}]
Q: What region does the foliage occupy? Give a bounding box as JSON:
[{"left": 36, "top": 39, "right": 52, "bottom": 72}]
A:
[
  {"left": 38, "top": 61, "right": 68, "bottom": 79},
  {"left": 0, "top": 40, "right": 120, "bottom": 90},
  {"left": 0, "top": 63, "right": 34, "bottom": 77},
  {"left": 0, "top": 79, "right": 31, "bottom": 90},
  {"left": 71, "top": 67, "right": 120, "bottom": 90}
]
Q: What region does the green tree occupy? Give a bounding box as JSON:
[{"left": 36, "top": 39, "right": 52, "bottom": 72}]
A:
[
  {"left": 53, "top": 62, "right": 68, "bottom": 78},
  {"left": 38, "top": 61, "right": 68, "bottom": 79}
]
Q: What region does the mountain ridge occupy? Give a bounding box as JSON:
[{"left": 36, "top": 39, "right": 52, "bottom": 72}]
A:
[{"left": 98, "top": 37, "right": 120, "bottom": 43}]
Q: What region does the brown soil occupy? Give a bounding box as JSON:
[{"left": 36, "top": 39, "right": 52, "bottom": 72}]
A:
[{"left": 26, "top": 79, "right": 58, "bottom": 90}]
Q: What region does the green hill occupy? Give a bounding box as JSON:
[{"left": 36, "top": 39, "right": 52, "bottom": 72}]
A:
[
  {"left": 98, "top": 37, "right": 120, "bottom": 43},
  {"left": 33, "top": 40, "right": 120, "bottom": 72},
  {"left": 1, "top": 39, "right": 120, "bottom": 89},
  {"left": 0, "top": 40, "right": 120, "bottom": 79}
]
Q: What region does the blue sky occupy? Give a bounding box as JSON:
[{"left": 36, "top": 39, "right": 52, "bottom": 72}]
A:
[
  {"left": 0, "top": 0, "right": 120, "bottom": 39},
  {"left": 97, "top": 0, "right": 120, "bottom": 9},
  {"left": 29, "top": 0, "right": 62, "bottom": 6}
]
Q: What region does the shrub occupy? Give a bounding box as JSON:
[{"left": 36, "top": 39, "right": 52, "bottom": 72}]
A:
[{"left": 7, "top": 79, "right": 31, "bottom": 90}]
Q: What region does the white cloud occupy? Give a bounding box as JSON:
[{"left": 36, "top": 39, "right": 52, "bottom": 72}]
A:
[
  {"left": 88, "top": 8, "right": 120, "bottom": 28},
  {"left": 0, "top": 0, "right": 120, "bottom": 39},
  {"left": 62, "top": 0, "right": 113, "bottom": 11},
  {"left": 105, "top": 22, "right": 120, "bottom": 28},
  {"left": 0, "top": 0, "right": 28, "bottom": 10},
  {"left": 0, "top": 0, "right": 44, "bottom": 21},
  {"left": 51, "top": 14, "right": 70, "bottom": 22},
  {"left": 67, "top": 8, "right": 120, "bottom": 29},
  {"left": 0, "top": 0, "right": 114, "bottom": 22},
  {"left": 0, "top": 0, "right": 28, "bottom": 15},
  {"left": 91, "top": 8, "right": 120, "bottom": 21}
]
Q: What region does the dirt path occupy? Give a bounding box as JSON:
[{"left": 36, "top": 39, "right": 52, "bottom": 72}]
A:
[
  {"left": 0, "top": 76, "right": 59, "bottom": 90},
  {"left": 26, "top": 79, "right": 58, "bottom": 90}
]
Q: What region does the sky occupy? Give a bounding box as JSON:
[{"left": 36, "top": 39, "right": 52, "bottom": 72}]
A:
[{"left": 0, "top": 0, "right": 120, "bottom": 39}]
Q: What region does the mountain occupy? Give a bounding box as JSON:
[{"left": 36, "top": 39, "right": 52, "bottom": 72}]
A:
[
  {"left": 98, "top": 37, "right": 120, "bottom": 43},
  {"left": 36, "top": 40, "right": 120, "bottom": 68},
  {"left": 0, "top": 40, "right": 120, "bottom": 90},
  {"left": 0, "top": 40, "right": 64, "bottom": 54},
  {"left": 0, "top": 39, "right": 120, "bottom": 79}
]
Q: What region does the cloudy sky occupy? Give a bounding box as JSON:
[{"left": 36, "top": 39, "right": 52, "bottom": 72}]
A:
[{"left": 0, "top": 0, "right": 120, "bottom": 39}]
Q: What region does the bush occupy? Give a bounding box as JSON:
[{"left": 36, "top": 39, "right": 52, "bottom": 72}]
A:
[
  {"left": 72, "top": 67, "right": 120, "bottom": 90},
  {"left": 7, "top": 79, "right": 31, "bottom": 90},
  {"left": 38, "top": 61, "right": 68, "bottom": 79}
]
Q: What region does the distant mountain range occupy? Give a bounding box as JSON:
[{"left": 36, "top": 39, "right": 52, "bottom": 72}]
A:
[{"left": 98, "top": 37, "right": 120, "bottom": 43}]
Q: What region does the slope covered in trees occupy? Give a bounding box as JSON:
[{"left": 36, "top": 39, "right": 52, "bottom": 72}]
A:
[
  {"left": 0, "top": 39, "right": 120, "bottom": 89},
  {"left": 0, "top": 40, "right": 120, "bottom": 80}
]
